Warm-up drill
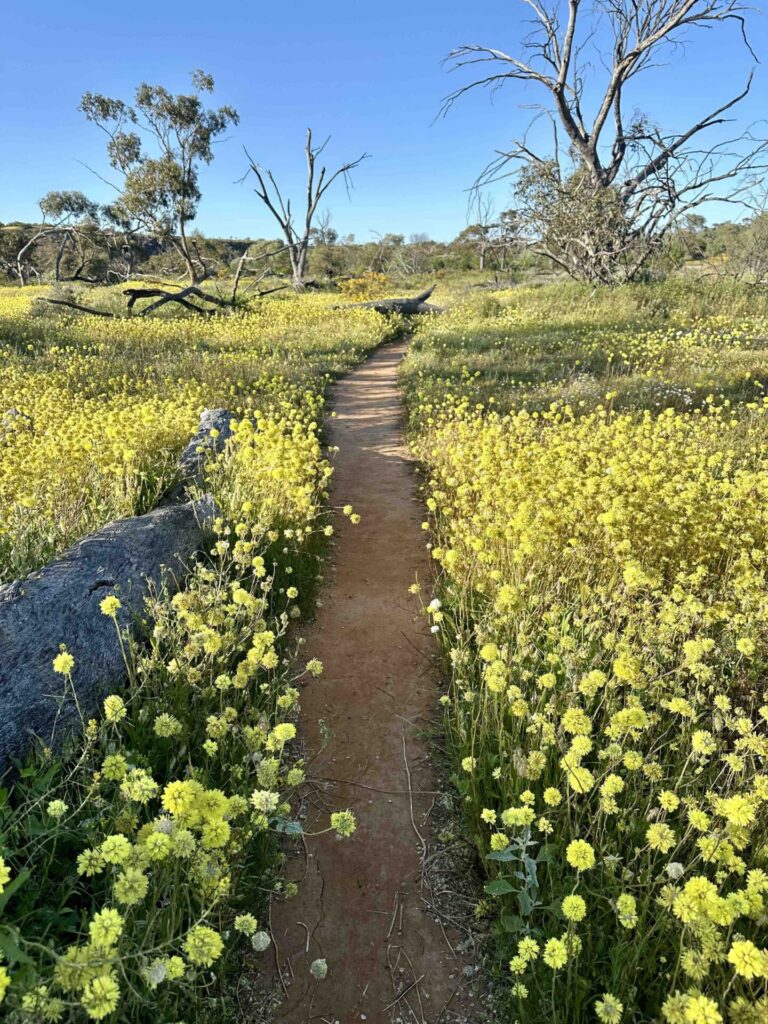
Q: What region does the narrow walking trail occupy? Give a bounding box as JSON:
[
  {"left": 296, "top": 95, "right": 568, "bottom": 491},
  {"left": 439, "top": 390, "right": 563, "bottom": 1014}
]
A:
[{"left": 269, "top": 338, "right": 470, "bottom": 1023}]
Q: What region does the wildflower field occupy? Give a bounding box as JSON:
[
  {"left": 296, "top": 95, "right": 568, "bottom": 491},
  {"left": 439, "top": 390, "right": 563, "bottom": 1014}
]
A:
[
  {"left": 0, "top": 287, "right": 390, "bottom": 1021},
  {"left": 5, "top": 275, "right": 768, "bottom": 1024},
  {"left": 0, "top": 288, "right": 387, "bottom": 581},
  {"left": 403, "top": 280, "right": 768, "bottom": 1024}
]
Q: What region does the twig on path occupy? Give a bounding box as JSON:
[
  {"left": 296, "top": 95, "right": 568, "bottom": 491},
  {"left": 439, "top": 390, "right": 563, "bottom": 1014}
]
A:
[
  {"left": 420, "top": 895, "right": 458, "bottom": 959},
  {"left": 382, "top": 973, "right": 426, "bottom": 1014},
  {"left": 387, "top": 943, "right": 426, "bottom": 1021},
  {"left": 399, "top": 628, "right": 435, "bottom": 665},
  {"left": 306, "top": 978, "right": 318, "bottom": 1023},
  {"left": 402, "top": 727, "right": 428, "bottom": 880},
  {"left": 268, "top": 898, "right": 291, "bottom": 1001},
  {"left": 297, "top": 920, "right": 311, "bottom": 953},
  {"left": 422, "top": 796, "right": 437, "bottom": 827},
  {"left": 315, "top": 776, "right": 440, "bottom": 796},
  {"left": 387, "top": 891, "right": 401, "bottom": 940},
  {"left": 435, "top": 975, "right": 469, "bottom": 1023}
]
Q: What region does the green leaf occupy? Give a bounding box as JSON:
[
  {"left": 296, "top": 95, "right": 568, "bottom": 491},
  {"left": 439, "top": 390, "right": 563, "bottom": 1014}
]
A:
[
  {"left": 536, "top": 844, "right": 558, "bottom": 864},
  {"left": 0, "top": 869, "right": 30, "bottom": 914},
  {"left": 501, "top": 913, "right": 526, "bottom": 934},
  {"left": 487, "top": 847, "right": 518, "bottom": 862},
  {"left": 485, "top": 878, "right": 515, "bottom": 896},
  {"left": 273, "top": 818, "right": 303, "bottom": 835},
  {"left": 0, "top": 927, "right": 33, "bottom": 965},
  {"left": 518, "top": 889, "right": 535, "bottom": 916}
]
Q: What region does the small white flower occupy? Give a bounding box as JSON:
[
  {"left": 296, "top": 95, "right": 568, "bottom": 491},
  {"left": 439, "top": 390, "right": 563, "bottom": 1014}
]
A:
[
  {"left": 310, "top": 958, "right": 328, "bottom": 980},
  {"left": 145, "top": 961, "right": 167, "bottom": 987},
  {"left": 251, "top": 931, "right": 271, "bottom": 952}
]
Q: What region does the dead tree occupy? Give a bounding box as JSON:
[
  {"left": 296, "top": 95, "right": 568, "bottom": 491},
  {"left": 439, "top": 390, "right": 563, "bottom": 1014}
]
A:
[
  {"left": 442, "top": 0, "right": 768, "bottom": 283},
  {"left": 40, "top": 284, "right": 233, "bottom": 318},
  {"left": 243, "top": 129, "right": 369, "bottom": 290},
  {"left": 336, "top": 285, "right": 442, "bottom": 316},
  {"left": 229, "top": 242, "right": 293, "bottom": 303}
]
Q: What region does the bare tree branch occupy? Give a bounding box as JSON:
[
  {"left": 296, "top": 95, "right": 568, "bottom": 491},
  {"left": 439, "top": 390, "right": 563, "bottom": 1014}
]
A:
[
  {"left": 242, "top": 129, "right": 370, "bottom": 289},
  {"left": 443, "top": 0, "right": 767, "bottom": 283}
]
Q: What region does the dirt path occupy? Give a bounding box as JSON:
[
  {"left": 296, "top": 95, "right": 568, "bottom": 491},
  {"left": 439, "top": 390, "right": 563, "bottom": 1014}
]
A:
[{"left": 268, "top": 339, "right": 472, "bottom": 1023}]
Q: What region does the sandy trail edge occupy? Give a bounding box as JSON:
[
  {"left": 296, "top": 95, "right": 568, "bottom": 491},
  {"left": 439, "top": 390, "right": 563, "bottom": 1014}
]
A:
[{"left": 267, "top": 338, "right": 471, "bottom": 1023}]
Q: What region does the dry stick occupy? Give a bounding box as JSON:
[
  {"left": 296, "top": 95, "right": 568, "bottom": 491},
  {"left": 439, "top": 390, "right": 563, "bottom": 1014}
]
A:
[
  {"left": 386, "top": 944, "right": 421, "bottom": 1023},
  {"left": 401, "top": 727, "right": 428, "bottom": 888},
  {"left": 268, "top": 898, "right": 290, "bottom": 1001},
  {"left": 389, "top": 943, "right": 427, "bottom": 1021},
  {"left": 316, "top": 776, "right": 440, "bottom": 796},
  {"left": 297, "top": 920, "right": 311, "bottom": 953},
  {"left": 435, "top": 975, "right": 467, "bottom": 1024},
  {"left": 386, "top": 891, "right": 401, "bottom": 940},
  {"left": 305, "top": 978, "right": 321, "bottom": 1024},
  {"left": 398, "top": 628, "right": 435, "bottom": 665},
  {"left": 422, "top": 796, "right": 437, "bottom": 827},
  {"left": 38, "top": 297, "right": 115, "bottom": 317},
  {"left": 423, "top": 897, "right": 458, "bottom": 959},
  {"left": 381, "top": 975, "right": 426, "bottom": 1015}
]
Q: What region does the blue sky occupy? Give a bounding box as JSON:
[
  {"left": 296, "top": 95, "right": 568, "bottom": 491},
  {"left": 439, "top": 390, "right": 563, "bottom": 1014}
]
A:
[{"left": 1, "top": 0, "right": 765, "bottom": 241}]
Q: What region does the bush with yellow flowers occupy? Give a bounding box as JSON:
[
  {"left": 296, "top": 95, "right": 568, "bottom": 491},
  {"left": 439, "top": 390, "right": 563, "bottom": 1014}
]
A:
[
  {"left": 335, "top": 271, "right": 390, "bottom": 300},
  {"left": 406, "top": 279, "right": 768, "bottom": 1024},
  {"left": 0, "top": 290, "right": 378, "bottom": 1021}
]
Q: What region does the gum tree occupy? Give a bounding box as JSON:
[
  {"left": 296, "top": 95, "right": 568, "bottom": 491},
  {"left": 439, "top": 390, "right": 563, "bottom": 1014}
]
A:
[
  {"left": 15, "top": 191, "right": 99, "bottom": 285},
  {"left": 80, "top": 70, "right": 238, "bottom": 284}
]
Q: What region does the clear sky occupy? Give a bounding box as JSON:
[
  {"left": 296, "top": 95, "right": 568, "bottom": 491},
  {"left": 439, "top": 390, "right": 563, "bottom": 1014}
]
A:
[{"left": 1, "top": 0, "right": 765, "bottom": 242}]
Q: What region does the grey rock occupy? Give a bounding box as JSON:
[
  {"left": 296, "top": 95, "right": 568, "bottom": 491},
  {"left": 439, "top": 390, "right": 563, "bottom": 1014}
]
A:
[
  {"left": 0, "top": 496, "right": 217, "bottom": 775},
  {"left": 178, "top": 408, "right": 234, "bottom": 489}
]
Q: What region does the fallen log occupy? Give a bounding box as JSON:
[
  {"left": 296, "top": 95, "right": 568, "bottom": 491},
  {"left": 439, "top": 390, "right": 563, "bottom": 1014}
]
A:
[
  {"left": 336, "top": 285, "right": 443, "bottom": 315},
  {"left": 178, "top": 408, "right": 234, "bottom": 490},
  {"left": 0, "top": 496, "right": 217, "bottom": 776}
]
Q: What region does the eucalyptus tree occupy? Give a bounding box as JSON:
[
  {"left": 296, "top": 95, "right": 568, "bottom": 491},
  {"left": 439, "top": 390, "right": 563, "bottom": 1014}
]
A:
[
  {"left": 15, "top": 191, "right": 99, "bottom": 285},
  {"left": 80, "top": 70, "right": 238, "bottom": 284}
]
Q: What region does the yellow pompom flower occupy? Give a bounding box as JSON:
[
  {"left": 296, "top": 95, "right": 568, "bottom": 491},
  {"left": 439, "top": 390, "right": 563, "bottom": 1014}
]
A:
[
  {"left": 542, "top": 937, "right": 568, "bottom": 969},
  {"left": 562, "top": 894, "right": 587, "bottom": 922},
  {"left": 647, "top": 823, "right": 677, "bottom": 854},
  {"left": 566, "top": 839, "right": 596, "bottom": 871},
  {"left": 183, "top": 925, "right": 224, "bottom": 967},
  {"left": 103, "top": 694, "right": 127, "bottom": 723},
  {"left": 595, "top": 993, "right": 624, "bottom": 1023},
  {"left": 88, "top": 908, "right": 125, "bottom": 949},
  {"left": 0, "top": 857, "right": 11, "bottom": 893},
  {"left": 727, "top": 939, "right": 765, "bottom": 979},
  {"left": 99, "top": 595, "right": 122, "bottom": 617},
  {"left": 52, "top": 650, "right": 75, "bottom": 675},
  {"left": 331, "top": 810, "right": 357, "bottom": 837},
  {"left": 80, "top": 972, "right": 120, "bottom": 1020}
]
